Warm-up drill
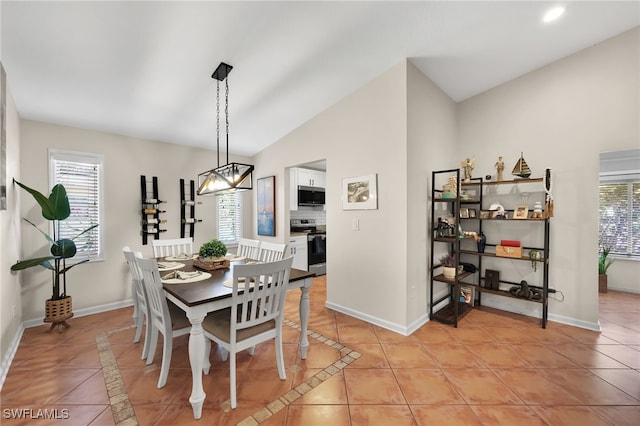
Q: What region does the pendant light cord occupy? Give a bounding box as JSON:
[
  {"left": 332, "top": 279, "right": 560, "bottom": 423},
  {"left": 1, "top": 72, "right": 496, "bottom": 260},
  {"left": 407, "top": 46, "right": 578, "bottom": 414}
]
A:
[
  {"left": 216, "top": 80, "right": 220, "bottom": 168},
  {"left": 225, "top": 77, "right": 230, "bottom": 165}
]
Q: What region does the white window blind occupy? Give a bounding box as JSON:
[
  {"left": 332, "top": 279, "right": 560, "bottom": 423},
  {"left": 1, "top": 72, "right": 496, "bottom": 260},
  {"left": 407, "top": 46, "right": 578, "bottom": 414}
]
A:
[
  {"left": 599, "top": 181, "right": 640, "bottom": 257},
  {"left": 49, "top": 150, "right": 104, "bottom": 261},
  {"left": 217, "top": 192, "right": 242, "bottom": 245}
]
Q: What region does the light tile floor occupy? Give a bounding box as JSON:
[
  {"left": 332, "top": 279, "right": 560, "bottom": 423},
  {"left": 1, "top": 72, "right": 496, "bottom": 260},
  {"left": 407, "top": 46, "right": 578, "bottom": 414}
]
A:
[{"left": 1, "top": 277, "right": 639, "bottom": 425}]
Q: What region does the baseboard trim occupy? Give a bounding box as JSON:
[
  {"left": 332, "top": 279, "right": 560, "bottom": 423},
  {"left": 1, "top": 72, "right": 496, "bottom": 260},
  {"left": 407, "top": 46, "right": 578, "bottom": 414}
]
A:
[
  {"left": 325, "top": 301, "right": 415, "bottom": 336},
  {"left": 0, "top": 323, "right": 24, "bottom": 392},
  {"left": 607, "top": 286, "right": 640, "bottom": 294},
  {"left": 23, "top": 299, "right": 134, "bottom": 329}
]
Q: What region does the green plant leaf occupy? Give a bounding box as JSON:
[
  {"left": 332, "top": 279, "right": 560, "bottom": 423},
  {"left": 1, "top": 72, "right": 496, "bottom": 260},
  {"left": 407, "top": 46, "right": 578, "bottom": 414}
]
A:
[
  {"left": 22, "top": 218, "right": 55, "bottom": 245},
  {"left": 10, "top": 256, "right": 58, "bottom": 271},
  {"left": 48, "top": 184, "right": 71, "bottom": 220},
  {"left": 51, "top": 239, "right": 77, "bottom": 259},
  {"left": 59, "top": 258, "right": 90, "bottom": 275},
  {"left": 70, "top": 224, "right": 99, "bottom": 241},
  {"left": 14, "top": 180, "right": 57, "bottom": 220}
]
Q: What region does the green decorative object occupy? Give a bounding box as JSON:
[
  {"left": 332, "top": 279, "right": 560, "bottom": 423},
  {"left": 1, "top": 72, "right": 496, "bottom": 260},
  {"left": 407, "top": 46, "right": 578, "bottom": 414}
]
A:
[
  {"left": 199, "top": 239, "right": 227, "bottom": 259},
  {"left": 10, "top": 180, "right": 98, "bottom": 301}
]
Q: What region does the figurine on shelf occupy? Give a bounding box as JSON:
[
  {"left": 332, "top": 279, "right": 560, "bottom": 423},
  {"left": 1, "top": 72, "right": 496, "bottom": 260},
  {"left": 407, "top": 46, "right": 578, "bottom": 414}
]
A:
[
  {"left": 494, "top": 156, "right": 505, "bottom": 181},
  {"left": 531, "top": 201, "right": 544, "bottom": 219},
  {"left": 461, "top": 157, "right": 475, "bottom": 183}
]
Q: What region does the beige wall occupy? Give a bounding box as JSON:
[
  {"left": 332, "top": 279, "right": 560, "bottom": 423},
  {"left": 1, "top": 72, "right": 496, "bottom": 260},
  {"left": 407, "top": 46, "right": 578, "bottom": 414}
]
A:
[
  {"left": 255, "top": 61, "right": 414, "bottom": 331},
  {"left": 0, "top": 88, "right": 23, "bottom": 384},
  {"left": 406, "top": 62, "right": 458, "bottom": 330},
  {"left": 18, "top": 120, "right": 253, "bottom": 322},
  {"left": 457, "top": 27, "right": 639, "bottom": 327}
]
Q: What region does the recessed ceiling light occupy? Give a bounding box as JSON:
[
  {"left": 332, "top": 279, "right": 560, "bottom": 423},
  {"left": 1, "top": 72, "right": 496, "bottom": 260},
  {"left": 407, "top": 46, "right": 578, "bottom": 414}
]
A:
[{"left": 543, "top": 6, "right": 565, "bottom": 23}]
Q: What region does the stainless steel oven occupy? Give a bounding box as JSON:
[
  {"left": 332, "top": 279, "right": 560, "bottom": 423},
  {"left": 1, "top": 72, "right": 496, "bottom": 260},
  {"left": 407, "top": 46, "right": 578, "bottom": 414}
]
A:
[
  {"left": 291, "top": 219, "right": 326, "bottom": 276},
  {"left": 307, "top": 233, "right": 326, "bottom": 276}
]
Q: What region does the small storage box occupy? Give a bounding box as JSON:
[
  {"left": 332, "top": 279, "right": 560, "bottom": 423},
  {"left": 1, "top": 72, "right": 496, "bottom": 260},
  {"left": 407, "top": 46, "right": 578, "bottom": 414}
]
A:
[{"left": 496, "top": 245, "right": 522, "bottom": 259}]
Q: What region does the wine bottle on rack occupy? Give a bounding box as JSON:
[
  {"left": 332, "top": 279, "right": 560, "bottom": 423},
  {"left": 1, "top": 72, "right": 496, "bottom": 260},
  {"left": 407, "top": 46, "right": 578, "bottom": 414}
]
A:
[
  {"left": 143, "top": 208, "right": 166, "bottom": 214},
  {"left": 145, "top": 228, "right": 167, "bottom": 234},
  {"left": 143, "top": 198, "right": 165, "bottom": 204},
  {"left": 143, "top": 218, "right": 167, "bottom": 225},
  {"left": 182, "top": 200, "right": 202, "bottom": 206},
  {"left": 182, "top": 218, "right": 202, "bottom": 224}
]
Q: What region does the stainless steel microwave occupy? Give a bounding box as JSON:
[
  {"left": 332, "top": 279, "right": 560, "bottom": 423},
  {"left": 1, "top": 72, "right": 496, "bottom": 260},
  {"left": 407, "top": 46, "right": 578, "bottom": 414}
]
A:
[{"left": 298, "top": 185, "right": 325, "bottom": 206}]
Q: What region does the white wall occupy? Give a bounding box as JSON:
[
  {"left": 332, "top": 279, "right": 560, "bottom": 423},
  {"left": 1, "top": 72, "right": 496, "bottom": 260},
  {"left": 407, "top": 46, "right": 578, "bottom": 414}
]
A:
[
  {"left": 406, "top": 62, "right": 458, "bottom": 330},
  {"left": 18, "top": 120, "right": 253, "bottom": 322},
  {"left": 457, "top": 27, "right": 639, "bottom": 328},
  {"left": 254, "top": 62, "right": 413, "bottom": 332},
  {"left": 0, "top": 87, "right": 23, "bottom": 386}
]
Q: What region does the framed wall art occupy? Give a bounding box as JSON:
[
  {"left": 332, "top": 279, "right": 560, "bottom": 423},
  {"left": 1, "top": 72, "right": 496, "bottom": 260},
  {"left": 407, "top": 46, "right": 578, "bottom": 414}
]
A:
[
  {"left": 342, "top": 173, "right": 377, "bottom": 210},
  {"left": 257, "top": 175, "right": 276, "bottom": 236}
]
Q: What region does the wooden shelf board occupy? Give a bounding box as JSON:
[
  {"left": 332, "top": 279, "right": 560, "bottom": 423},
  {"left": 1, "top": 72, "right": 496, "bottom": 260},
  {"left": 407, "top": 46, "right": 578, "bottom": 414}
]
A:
[
  {"left": 458, "top": 281, "right": 545, "bottom": 303},
  {"left": 433, "top": 272, "right": 474, "bottom": 283},
  {"left": 458, "top": 249, "right": 546, "bottom": 262},
  {"left": 431, "top": 302, "right": 473, "bottom": 325},
  {"left": 462, "top": 177, "right": 543, "bottom": 186}
]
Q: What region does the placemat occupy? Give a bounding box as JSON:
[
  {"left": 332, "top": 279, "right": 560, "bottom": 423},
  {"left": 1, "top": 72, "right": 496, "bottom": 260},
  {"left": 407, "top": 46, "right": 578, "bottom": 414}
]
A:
[
  {"left": 162, "top": 270, "right": 211, "bottom": 284},
  {"left": 157, "top": 261, "right": 185, "bottom": 271},
  {"left": 164, "top": 254, "right": 197, "bottom": 261}
]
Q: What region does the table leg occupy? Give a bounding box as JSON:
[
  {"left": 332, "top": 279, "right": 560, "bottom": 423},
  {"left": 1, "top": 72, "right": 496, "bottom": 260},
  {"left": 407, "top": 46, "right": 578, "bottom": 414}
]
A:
[
  {"left": 187, "top": 314, "right": 206, "bottom": 419},
  {"left": 298, "top": 284, "right": 310, "bottom": 359}
]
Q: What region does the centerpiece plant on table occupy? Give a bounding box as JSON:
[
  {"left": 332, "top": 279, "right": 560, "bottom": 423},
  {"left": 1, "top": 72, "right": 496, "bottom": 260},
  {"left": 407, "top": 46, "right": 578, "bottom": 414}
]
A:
[
  {"left": 199, "top": 239, "right": 227, "bottom": 261},
  {"left": 10, "top": 180, "right": 98, "bottom": 331}
]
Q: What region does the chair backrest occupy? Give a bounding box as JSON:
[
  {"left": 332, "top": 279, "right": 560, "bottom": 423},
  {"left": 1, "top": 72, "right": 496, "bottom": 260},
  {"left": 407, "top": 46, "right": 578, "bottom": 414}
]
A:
[
  {"left": 152, "top": 237, "right": 193, "bottom": 258},
  {"left": 237, "top": 238, "right": 261, "bottom": 259},
  {"left": 257, "top": 242, "right": 288, "bottom": 262},
  {"left": 123, "top": 246, "right": 146, "bottom": 309},
  {"left": 230, "top": 256, "right": 294, "bottom": 337},
  {"left": 135, "top": 257, "right": 172, "bottom": 332}
]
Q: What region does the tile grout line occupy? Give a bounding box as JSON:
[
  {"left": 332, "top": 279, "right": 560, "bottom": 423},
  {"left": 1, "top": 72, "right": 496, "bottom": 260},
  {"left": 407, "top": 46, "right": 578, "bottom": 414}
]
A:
[
  {"left": 95, "top": 319, "right": 359, "bottom": 426},
  {"left": 236, "top": 318, "right": 361, "bottom": 426},
  {"left": 96, "top": 325, "right": 139, "bottom": 426}
]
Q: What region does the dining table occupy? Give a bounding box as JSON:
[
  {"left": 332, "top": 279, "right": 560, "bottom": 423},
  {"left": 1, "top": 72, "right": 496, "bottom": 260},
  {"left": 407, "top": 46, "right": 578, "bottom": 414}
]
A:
[{"left": 158, "top": 256, "right": 315, "bottom": 420}]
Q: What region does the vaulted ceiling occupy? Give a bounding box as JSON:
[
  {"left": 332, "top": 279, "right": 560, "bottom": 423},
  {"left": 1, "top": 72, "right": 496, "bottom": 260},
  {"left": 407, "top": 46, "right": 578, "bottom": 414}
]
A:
[{"left": 2, "top": 1, "right": 638, "bottom": 156}]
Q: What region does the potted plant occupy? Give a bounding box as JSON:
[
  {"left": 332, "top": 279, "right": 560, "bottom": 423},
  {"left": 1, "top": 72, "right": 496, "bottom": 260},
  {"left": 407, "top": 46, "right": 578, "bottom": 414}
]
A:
[
  {"left": 439, "top": 253, "right": 457, "bottom": 279},
  {"left": 598, "top": 245, "right": 615, "bottom": 293},
  {"left": 10, "top": 180, "right": 98, "bottom": 331},
  {"left": 199, "top": 239, "right": 227, "bottom": 261}
]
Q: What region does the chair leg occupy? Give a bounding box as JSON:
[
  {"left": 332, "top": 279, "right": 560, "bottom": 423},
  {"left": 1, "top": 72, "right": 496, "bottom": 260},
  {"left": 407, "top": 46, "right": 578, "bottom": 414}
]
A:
[
  {"left": 157, "top": 332, "right": 172, "bottom": 388},
  {"left": 141, "top": 314, "right": 152, "bottom": 360},
  {"left": 203, "top": 339, "right": 211, "bottom": 375},
  {"left": 146, "top": 326, "right": 159, "bottom": 365},
  {"left": 220, "top": 347, "right": 229, "bottom": 362},
  {"left": 275, "top": 332, "right": 286, "bottom": 380},
  {"left": 133, "top": 310, "right": 143, "bottom": 343},
  {"left": 230, "top": 351, "right": 237, "bottom": 409}
]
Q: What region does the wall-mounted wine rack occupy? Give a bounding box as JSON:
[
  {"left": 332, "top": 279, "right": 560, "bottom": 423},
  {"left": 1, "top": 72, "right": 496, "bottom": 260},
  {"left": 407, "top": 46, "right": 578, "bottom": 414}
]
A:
[
  {"left": 141, "top": 175, "right": 167, "bottom": 245},
  {"left": 180, "top": 179, "right": 202, "bottom": 239}
]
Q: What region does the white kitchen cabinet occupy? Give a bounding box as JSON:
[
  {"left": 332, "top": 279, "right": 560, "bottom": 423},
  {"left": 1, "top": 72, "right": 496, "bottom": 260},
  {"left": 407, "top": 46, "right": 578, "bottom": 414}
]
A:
[
  {"left": 297, "top": 168, "right": 325, "bottom": 188},
  {"left": 289, "top": 235, "right": 308, "bottom": 271},
  {"left": 290, "top": 167, "right": 326, "bottom": 211}
]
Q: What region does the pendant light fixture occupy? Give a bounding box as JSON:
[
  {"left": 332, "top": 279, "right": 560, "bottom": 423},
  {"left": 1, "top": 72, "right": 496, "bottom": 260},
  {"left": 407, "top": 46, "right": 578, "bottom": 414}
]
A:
[{"left": 197, "top": 62, "right": 254, "bottom": 196}]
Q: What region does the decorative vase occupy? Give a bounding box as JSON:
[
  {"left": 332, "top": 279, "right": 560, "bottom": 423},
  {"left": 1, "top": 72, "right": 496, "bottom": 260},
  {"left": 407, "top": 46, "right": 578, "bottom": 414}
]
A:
[
  {"left": 477, "top": 231, "right": 486, "bottom": 253},
  {"left": 599, "top": 274, "right": 608, "bottom": 293},
  {"left": 443, "top": 267, "right": 456, "bottom": 280}
]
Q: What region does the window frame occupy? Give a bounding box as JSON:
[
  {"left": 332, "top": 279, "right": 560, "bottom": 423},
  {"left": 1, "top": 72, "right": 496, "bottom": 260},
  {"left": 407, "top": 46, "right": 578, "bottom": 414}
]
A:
[
  {"left": 216, "top": 191, "right": 242, "bottom": 247},
  {"left": 48, "top": 148, "right": 105, "bottom": 263},
  {"left": 599, "top": 175, "right": 640, "bottom": 260}
]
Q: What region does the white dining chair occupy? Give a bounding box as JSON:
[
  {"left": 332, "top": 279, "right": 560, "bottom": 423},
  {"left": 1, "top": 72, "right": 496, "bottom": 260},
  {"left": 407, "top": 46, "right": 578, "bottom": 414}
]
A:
[
  {"left": 123, "top": 246, "right": 151, "bottom": 360},
  {"left": 236, "top": 238, "right": 261, "bottom": 259},
  {"left": 257, "top": 241, "right": 288, "bottom": 262},
  {"left": 152, "top": 237, "right": 194, "bottom": 258},
  {"left": 202, "top": 256, "right": 294, "bottom": 409},
  {"left": 135, "top": 256, "right": 210, "bottom": 388}
]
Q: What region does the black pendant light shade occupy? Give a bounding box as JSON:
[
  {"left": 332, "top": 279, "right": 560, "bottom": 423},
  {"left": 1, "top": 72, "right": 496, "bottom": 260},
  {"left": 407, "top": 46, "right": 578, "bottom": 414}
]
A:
[{"left": 197, "top": 62, "right": 254, "bottom": 196}]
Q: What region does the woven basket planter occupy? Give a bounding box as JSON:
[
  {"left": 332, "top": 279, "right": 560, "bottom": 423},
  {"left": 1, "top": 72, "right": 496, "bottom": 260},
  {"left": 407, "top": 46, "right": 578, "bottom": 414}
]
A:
[{"left": 44, "top": 296, "right": 74, "bottom": 324}]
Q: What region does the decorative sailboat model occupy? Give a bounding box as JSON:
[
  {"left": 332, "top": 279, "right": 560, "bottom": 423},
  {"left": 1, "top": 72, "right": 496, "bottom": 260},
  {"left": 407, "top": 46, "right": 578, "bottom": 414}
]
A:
[{"left": 512, "top": 152, "right": 531, "bottom": 178}]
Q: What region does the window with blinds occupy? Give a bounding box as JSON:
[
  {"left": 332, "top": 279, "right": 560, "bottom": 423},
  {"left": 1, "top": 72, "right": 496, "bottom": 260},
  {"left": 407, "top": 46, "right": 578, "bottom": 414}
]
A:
[
  {"left": 217, "top": 191, "right": 242, "bottom": 245},
  {"left": 49, "top": 149, "right": 104, "bottom": 262},
  {"left": 599, "top": 181, "right": 640, "bottom": 257},
  {"left": 599, "top": 149, "right": 640, "bottom": 258}
]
